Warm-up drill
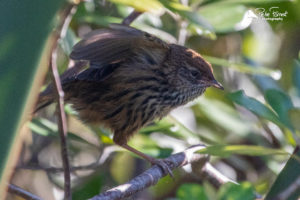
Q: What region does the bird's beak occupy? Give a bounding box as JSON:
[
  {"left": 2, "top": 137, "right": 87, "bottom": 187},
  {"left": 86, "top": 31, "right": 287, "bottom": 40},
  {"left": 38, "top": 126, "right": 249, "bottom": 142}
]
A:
[{"left": 210, "top": 79, "right": 224, "bottom": 90}]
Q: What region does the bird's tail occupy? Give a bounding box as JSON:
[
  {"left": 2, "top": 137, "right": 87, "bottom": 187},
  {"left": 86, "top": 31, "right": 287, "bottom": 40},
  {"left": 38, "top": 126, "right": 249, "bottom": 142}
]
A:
[
  {"left": 34, "top": 61, "right": 88, "bottom": 113},
  {"left": 34, "top": 86, "right": 54, "bottom": 113}
]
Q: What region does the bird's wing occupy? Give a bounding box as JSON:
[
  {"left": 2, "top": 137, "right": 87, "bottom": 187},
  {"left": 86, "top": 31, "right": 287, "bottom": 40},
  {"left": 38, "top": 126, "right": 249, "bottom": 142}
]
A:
[{"left": 69, "top": 24, "right": 169, "bottom": 68}]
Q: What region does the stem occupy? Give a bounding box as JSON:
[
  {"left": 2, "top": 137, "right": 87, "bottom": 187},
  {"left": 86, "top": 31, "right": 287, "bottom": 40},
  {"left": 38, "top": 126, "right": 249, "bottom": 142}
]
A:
[{"left": 8, "top": 184, "right": 42, "bottom": 200}]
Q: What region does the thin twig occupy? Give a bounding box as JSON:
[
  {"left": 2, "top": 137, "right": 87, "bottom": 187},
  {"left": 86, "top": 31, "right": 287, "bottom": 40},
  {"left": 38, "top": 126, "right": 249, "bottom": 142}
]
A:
[
  {"left": 262, "top": 124, "right": 281, "bottom": 148},
  {"left": 90, "top": 145, "right": 209, "bottom": 200},
  {"left": 7, "top": 184, "right": 42, "bottom": 200},
  {"left": 49, "top": 4, "right": 78, "bottom": 200},
  {"left": 177, "top": 20, "right": 188, "bottom": 45},
  {"left": 177, "top": 0, "right": 189, "bottom": 45},
  {"left": 193, "top": 162, "right": 237, "bottom": 189},
  {"left": 50, "top": 35, "right": 72, "bottom": 200},
  {"left": 193, "top": 162, "right": 263, "bottom": 199},
  {"left": 122, "top": 10, "right": 143, "bottom": 25}
]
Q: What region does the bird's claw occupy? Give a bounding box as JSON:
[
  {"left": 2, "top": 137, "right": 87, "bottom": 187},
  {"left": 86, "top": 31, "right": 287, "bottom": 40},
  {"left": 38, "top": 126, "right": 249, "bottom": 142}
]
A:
[{"left": 151, "top": 159, "right": 174, "bottom": 178}]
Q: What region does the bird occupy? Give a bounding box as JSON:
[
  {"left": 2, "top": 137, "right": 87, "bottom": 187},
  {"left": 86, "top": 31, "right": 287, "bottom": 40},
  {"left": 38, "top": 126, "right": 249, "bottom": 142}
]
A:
[{"left": 36, "top": 24, "right": 223, "bottom": 176}]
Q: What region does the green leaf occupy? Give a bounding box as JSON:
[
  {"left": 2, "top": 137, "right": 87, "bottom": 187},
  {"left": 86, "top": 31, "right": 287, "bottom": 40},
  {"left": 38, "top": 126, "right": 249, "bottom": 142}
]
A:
[
  {"left": 217, "top": 182, "right": 255, "bottom": 200},
  {"left": 59, "top": 28, "right": 78, "bottom": 55},
  {"left": 176, "top": 183, "right": 208, "bottom": 200},
  {"left": 180, "top": 11, "right": 214, "bottom": 31},
  {"left": 197, "top": 145, "right": 288, "bottom": 157},
  {"left": 131, "top": 23, "right": 177, "bottom": 43},
  {"left": 195, "top": 97, "right": 251, "bottom": 137},
  {"left": 73, "top": 173, "right": 103, "bottom": 200},
  {"left": 204, "top": 55, "right": 279, "bottom": 76},
  {"left": 0, "top": 0, "right": 63, "bottom": 195},
  {"left": 199, "top": 3, "right": 248, "bottom": 33},
  {"left": 140, "top": 118, "right": 195, "bottom": 140},
  {"left": 109, "top": 0, "right": 164, "bottom": 14},
  {"left": 129, "top": 134, "right": 173, "bottom": 158},
  {"left": 289, "top": 109, "right": 300, "bottom": 131},
  {"left": 227, "top": 90, "right": 283, "bottom": 126},
  {"left": 293, "top": 60, "right": 300, "bottom": 96},
  {"left": 140, "top": 117, "right": 214, "bottom": 144},
  {"left": 187, "top": 23, "right": 217, "bottom": 39},
  {"left": 139, "top": 120, "right": 174, "bottom": 134},
  {"left": 28, "top": 118, "right": 57, "bottom": 136},
  {"left": 265, "top": 147, "right": 300, "bottom": 200},
  {"left": 29, "top": 117, "right": 98, "bottom": 147},
  {"left": 264, "top": 89, "right": 294, "bottom": 128},
  {"left": 90, "top": 126, "right": 114, "bottom": 144},
  {"left": 158, "top": 0, "right": 190, "bottom": 12},
  {"left": 79, "top": 15, "right": 122, "bottom": 27},
  {"left": 151, "top": 171, "right": 177, "bottom": 197},
  {"left": 166, "top": 116, "right": 216, "bottom": 144},
  {"left": 110, "top": 153, "right": 135, "bottom": 183},
  {"left": 218, "top": 0, "right": 293, "bottom": 4},
  {"left": 159, "top": 0, "right": 214, "bottom": 32},
  {"left": 64, "top": 103, "right": 79, "bottom": 116}
]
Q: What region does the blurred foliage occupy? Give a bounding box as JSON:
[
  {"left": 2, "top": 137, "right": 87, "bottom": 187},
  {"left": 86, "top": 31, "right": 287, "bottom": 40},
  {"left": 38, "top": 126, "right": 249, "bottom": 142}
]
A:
[
  {"left": 217, "top": 182, "right": 255, "bottom": 200},
  {"left": 176, "top": 182, "right": 256, "bottom": 200},
  {"left": 196, "top": 144, "right": 288, "bottom": 157},
  {"left": 4, "top": 0, "right": 300, "bottom": 199},
  {"left": 72, "top": 173, "right": 103, "bottom": 200},
  {"left": 176, "top": 183, "right": 208, "bottom": 200}
]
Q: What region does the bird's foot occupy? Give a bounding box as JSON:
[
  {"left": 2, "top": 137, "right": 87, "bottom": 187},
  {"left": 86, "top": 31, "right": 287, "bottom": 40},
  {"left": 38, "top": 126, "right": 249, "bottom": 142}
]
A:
[
  {"left": 119, "top": 143, "right": 174, "bottom": 178},
  {"left": 149, "top": 158, "right": 174, "bottom": 178}
]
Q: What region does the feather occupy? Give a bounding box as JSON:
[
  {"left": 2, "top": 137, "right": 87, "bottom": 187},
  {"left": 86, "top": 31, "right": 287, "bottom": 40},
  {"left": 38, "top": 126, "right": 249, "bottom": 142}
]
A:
[{"left": 70, "top": 24, "right": 169, "bottom": 68}]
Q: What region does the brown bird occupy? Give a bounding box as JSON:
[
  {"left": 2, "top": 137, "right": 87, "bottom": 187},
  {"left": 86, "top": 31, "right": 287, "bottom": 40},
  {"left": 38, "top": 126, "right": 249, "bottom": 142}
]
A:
[{"left": 37, "top": 24, "right": 223, "bottom": 175}]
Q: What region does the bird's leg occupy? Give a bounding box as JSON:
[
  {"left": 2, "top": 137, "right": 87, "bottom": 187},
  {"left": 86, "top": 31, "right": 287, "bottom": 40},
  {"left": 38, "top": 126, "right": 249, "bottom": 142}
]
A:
[{"left": 120, "top": 143, "right": 174, "bottom": 177}]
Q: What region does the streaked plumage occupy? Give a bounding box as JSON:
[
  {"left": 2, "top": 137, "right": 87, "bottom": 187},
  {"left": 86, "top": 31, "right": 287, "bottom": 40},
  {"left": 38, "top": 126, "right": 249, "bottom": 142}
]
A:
[{"left": 37, "top": 24, "right": 223, "bottom": 174}]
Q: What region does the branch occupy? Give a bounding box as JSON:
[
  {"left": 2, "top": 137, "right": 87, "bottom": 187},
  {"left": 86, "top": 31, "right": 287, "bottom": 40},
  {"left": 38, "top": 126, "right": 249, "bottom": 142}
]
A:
[
  {"left": 193, "top": 161, "right": 264, "bottom": 199},
  {"left": 90, "top": 145, "right": 209, "bottom": 200},
  {"left": 7, "top": 184, "right": 42, "bottom": 200},
  {"left": 49, "top": 4, "right": 78, "bottom": 199},
  {"left": 122, "top": 10, "right": 143, "bottom": 25},
  {"left": 177, "top": 0, "right": 189, "bottom": 45},
  {"left": 262, "top": 124, "right": 281, "bottom": 148},
  {"left": 192, "top": 162, "right": 237, "bottom": 189},
  {"left": 50, "top": 25, "right": 71, "bottom": 200}
]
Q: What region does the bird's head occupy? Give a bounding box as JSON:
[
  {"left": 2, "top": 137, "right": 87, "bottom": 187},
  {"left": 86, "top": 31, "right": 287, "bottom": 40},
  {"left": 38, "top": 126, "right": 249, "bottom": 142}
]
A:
[{"left": 165, "top": 44, "right": 223, "bottom": 94}]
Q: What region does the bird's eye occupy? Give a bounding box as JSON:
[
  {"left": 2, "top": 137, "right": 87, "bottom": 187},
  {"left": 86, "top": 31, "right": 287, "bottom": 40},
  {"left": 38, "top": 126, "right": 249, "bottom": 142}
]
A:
[{"left": 190, "top": 70, "right": 200, "bottom": 78}]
